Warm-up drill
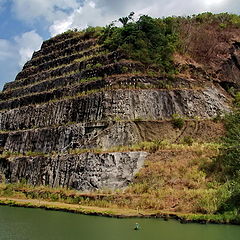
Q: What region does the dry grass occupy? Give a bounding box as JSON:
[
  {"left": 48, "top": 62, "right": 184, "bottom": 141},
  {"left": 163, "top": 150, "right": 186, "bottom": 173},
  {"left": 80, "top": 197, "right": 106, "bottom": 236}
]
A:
[
  {"left": 0, "top": 143, "right": 223, "bottom": 215},
  {"left": 122, "top": 147, "right": 221, "bottom": 213}
]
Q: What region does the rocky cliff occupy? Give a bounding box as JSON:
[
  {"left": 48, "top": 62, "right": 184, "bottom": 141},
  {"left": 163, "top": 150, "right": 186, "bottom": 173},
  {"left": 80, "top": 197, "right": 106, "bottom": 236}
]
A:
[
  {"left": 0, "top": 152, "right": 147, "bottom": 191},
  {"left": 0, "top": 24, "right": 238, "bottom": 191}
]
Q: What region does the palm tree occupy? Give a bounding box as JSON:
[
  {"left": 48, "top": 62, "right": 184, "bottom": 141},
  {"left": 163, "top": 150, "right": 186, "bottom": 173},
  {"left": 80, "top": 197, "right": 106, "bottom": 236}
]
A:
[{"left": 119, "top": 12, "right": 135, "bottom": 26}]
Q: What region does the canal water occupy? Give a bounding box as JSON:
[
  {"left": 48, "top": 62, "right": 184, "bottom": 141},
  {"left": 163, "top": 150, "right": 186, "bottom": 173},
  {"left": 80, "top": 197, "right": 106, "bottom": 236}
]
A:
[{"left": 0, "top": 205, "right": 239, "bottom": 240}]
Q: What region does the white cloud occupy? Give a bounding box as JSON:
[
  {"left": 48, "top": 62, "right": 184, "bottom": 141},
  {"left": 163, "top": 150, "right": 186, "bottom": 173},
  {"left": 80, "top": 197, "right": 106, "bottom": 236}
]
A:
[
  {"left": 9, "top": 0, "right": 240, "bottom": 34},
  {"left": 12, "top": 0, "right": 81, "bottom": 22},
  {"left": 49, "top": 0, "right": 121, "bottom": 36},
  {"left": 0, "top": 30, "right": 43, "bottom": 89},
  {"left": 204, "top": 0, "right": 226, "bottom": 7},
  {"left": 49, "top": 1, "right": 112, "bottom": 36},
  {"left": 3, "top": 0, "right": 240, "bottom": 65},
  {"left": 14, "top": 31, "right": 43, "bottom": 67},
  {"left": 49, "top": 13, "right": 75, "bottom": 36},
  {"left": 89, "top": 1, "right": 96, "bottom": 8},
  {"left": 92, "top": 0, "right": 235, "bottom": 18},
  {"left": 8, "top": 0, "right": 240, "bottom": 38},
  {"left": 48, "top": 0, "right": 240, "bottom": 37},
  {"left": 94, "top": 0, "right": 234, "bottom": 16},
  {"left": 0, "top": 31, "right": 43, "bottom": 68}
]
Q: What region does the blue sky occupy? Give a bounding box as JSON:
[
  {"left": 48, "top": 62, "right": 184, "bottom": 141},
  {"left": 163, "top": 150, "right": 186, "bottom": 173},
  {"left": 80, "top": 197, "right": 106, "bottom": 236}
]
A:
[{"left": 0, "top": 0, "right": 239, "bottom": 90}]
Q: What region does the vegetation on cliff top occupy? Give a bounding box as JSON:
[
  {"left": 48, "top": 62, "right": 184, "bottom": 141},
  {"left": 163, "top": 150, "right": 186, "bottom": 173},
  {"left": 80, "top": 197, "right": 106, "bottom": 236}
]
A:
[
  {"left": 99, "top": 14, "right": 179, "bottom": 73},
  {"left": 53, "top": 12, "right": 240, "bottom": 75}
]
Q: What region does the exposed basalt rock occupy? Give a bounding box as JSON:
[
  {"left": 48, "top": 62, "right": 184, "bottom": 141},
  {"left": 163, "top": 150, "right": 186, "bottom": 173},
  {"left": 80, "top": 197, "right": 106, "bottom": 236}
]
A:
[
  {"left": 0, "top": 74, "right": 198, "bottom": 108},
  {"left": 0, "top": 122, "right": 111, "bottom": 153},
  {"left": 28, "top": 44, "right": 100, "bottom": 69},
  {"left": 0, "top": 120, "right": 225, "bottom": 154},
  {"left": 0, "top": 77, "right": 106, "bottom": 103},
  {"left": 0, "top": 88, "right": 230, "bottom": 132},
  {"left": 18, "top": 38, "right": 98, "bottom": 77},
  {"left": 218, "top": 41, "right": 240, "bottom": 86},
  {"left": 0, "top": 30, "right": 236, "bottom": 191},
  {"left": 0, "top": 152, "right": 148, "bottom": 191},
  {"left": 3, "top": 51, "right": 127, "bottom": 92}
]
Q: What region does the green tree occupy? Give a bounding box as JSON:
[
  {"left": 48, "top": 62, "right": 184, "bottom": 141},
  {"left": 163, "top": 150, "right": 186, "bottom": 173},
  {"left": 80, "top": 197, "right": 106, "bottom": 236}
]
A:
[
  {"left": 100, "top": 14, "right": 179, "bottom": 73},
  {"left": 118, "top": 12, "right": 135, "bottom": 26},
  {"left": 218, "top": 110, "right": 240, "bottom": 178}
]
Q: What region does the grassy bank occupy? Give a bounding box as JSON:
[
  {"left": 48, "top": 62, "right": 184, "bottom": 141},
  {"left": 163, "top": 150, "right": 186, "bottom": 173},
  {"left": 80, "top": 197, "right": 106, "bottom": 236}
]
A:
[
  {"left": 0, "top": 143, "right": 239, "bottom": 224},
  {"left": 0, "top": 197, "right": 239, "bottom": 225}
]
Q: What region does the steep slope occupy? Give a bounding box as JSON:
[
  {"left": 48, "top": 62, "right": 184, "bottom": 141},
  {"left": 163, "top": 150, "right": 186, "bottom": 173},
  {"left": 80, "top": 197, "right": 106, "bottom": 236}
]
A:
[{"left": 0, "top": 15, "right": 238, "bottom": 192}]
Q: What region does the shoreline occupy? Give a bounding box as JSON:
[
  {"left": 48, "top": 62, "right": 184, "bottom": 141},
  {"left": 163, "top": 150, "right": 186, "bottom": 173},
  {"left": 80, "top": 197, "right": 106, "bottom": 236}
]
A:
[{"left": 0, "top": 197, "right": 239, "bottom": 225}]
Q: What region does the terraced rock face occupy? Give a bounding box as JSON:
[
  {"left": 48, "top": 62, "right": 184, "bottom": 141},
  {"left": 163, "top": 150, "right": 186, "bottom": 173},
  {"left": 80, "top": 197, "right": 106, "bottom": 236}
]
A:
[
  {"left": 0, "top": 152, "right": 147, "bottom": 191},
  {"left": 0, "top": 32, "right": 233, "bottom": 190}
]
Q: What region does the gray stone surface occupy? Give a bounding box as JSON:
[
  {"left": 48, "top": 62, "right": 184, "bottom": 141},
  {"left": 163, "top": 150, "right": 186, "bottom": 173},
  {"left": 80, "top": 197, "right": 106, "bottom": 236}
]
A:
[
  {"left": 0, "top": 86, "right": 230, "bottom": 154},
  {"left": 0, "top": 118, "right": 225, "bottom": 154},
  {"left": 0, "top": 87, "right": 230, "bottom": 132},
  {"left": 0, "top": 32, "right": 235, "bottom": 192},
  {"left": 0, "top": 151, "right": 148, "bottom": 191}
]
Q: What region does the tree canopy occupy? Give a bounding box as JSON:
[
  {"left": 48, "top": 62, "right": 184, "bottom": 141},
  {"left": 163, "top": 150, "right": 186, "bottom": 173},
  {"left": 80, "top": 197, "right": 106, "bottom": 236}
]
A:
[{"left": 99, "top": 15, "right": 179, "bottom": 73}]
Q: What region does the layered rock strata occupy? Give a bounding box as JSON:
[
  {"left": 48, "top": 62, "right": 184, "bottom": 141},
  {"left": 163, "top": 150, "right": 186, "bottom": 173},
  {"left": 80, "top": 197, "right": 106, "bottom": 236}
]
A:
[
  {"left": 0, "top": 31, "right": 235, "bottom": 190},
  {"left": 0, "top": 152, "right": 147, "bottom": 191}
]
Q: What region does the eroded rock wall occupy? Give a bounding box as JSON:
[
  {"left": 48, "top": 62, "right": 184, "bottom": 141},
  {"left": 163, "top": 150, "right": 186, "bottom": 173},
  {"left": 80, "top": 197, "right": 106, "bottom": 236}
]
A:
[
  {"left": 0, "top": 86, "right": 230, "bottom": 154},
  {"left": 0, "top": 31, "right": 235, "bottom": 191},
  {"left": 0, "top": 87, "right": 230, "bottom": 131},
  {"left": 0, "top": 120, "right": 225, "bottom": 154},
  {"left": 0, "top": 151, "right": 147, "bottom": 191}
]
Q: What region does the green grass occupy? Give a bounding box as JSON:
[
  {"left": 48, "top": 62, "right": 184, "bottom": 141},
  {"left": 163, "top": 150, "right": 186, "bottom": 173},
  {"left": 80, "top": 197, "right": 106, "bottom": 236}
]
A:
[
  {"left": 0, "top": 140, "right": 221, "bottom": 159},
  {"left": 0, "top": 181, "right": 239, "bottom": 224}
]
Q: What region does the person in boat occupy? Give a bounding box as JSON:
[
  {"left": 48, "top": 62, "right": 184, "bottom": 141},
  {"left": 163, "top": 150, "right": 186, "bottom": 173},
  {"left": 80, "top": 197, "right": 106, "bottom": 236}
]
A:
[{"left": 134, "top": 223, "right": 140, "bottom": 230}]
